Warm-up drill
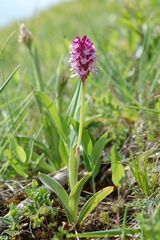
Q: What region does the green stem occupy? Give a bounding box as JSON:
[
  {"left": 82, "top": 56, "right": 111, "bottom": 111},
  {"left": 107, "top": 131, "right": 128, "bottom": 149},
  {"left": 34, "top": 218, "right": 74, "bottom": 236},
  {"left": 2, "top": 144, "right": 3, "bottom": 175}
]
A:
[
  {"left": 92, "top": 177, "right": 96, "bottom": 194},
  {"left": 121, "top": 204, "right": 129, "bottom": 240},
  {"left": 76, "top": 81, "right": 85, "bottom": 158},
  {"left": 116, "top": 187, "right": 120, "bottom": 226},
  {"left": 69, "top": 81, "right": 85, "bottom": 191},
  {"left": 29, "top": 46, "right": 43, "bottom": 91}
]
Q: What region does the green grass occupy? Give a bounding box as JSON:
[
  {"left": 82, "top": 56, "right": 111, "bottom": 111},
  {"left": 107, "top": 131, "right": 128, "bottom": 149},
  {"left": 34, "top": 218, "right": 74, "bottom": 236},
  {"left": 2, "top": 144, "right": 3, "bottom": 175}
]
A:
[{"left": 1, "top": 0, "right": 160, "bottom": 239}]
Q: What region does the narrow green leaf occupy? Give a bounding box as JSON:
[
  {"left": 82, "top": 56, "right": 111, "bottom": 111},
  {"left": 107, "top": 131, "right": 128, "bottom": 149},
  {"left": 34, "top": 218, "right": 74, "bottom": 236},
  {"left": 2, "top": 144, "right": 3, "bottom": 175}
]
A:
[
  {"left": 69, "top": 123, "right": 77, "bottom": 149},
  {"left": 92, "top": 131, "right": 108, "bottom": 178},
  {"left": 26, "top": 136, "right": 34, "bottom": 163},
  {"left": 36, "top": 92, "right": 68, "bottom": 142},
  {"left": 84, "top": 114, "right": 102, "bottom": 127},
  {"left": 66, "top": 81, "right": 81, "bottom": 119},
  {"left": 0, "top": 65, "right": 20, "bottom": 94},
  {"left": 38, "top": 158, "right": 56, "bottom": 173},
  {"left": 59, "top": 138, "right": 68, "bottom": 165},
  {"left": 40, "top": 174, "right": 74, "bottom": 223},
  {"left": 82, "top": 129, "right": 93, "bottom": 169},
  {"left": 0, "top": 31, "right": 16, "bottom": 53},
  {"left": 66, "top": 228, "right": 141, "bottom": 238},
  {"left": 69, "top": 173, "right": 91, "bottom": 219},
  {"left": 15, "top": 144, "right": 26, "bottom": 163},
  {"left": 43, "top": 112, "right": 62, "bottom": 169},
  {"left": 17, "top": 136, "right": 53, "bottom": 161},
  {"left": 55, "top": 55, "right": 68, "bottom": 112},
  {"left": 68, "top": 147, "right": 78, "bottom": 190},
  {"left": 77, "top": 186, "right": 114, "bottom": 225},
  {"left": 11, "top": 161, "right": 28, "bottom": 178},
  {"left": 11, "top": 138, "right": 26, "bottom": 163},
  {"left": 111, "top": 146, "right": 125, "bottom": 187},
  {"left": 29, "top": 46, "right": 43, "bottom": 91}
]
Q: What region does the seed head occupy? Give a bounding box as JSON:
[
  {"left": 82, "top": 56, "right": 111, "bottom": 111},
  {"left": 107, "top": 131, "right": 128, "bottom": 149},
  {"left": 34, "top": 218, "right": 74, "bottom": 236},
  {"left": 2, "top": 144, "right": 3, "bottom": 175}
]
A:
[
  {"left": 70, "top": 35, "right": 96, "bottom": 82},
  {"left": 19, "top": 24, "right": 32, "bottom": 49}
]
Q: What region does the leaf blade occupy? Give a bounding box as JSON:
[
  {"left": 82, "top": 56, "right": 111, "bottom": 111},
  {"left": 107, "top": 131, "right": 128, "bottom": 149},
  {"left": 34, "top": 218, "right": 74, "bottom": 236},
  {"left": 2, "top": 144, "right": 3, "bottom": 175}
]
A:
[
  {"left": 0, "top": 65, "right": 20, "bottom": 94},
  {"left": 77, "top": 186, "right": 114, "bottom": 225},
  {"left": 92, "top": 131, "right": 108, "bottom": 178},
  {"left": 36, "top": 92, "right": 68, "bottom": 142},
  {"left": 111, "top": 146, "right": 125, "bottom": 187},
  {"left": 69, "top": 173, "right": 91, "bottom": 219},
  {"left": 40, "top": 174, "right": 74, "bottom": 223}
]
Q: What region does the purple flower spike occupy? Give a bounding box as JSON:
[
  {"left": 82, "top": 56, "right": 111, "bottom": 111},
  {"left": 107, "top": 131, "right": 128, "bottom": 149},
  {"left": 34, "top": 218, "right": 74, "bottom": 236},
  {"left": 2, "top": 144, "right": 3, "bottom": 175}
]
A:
[{"left": 70, "top": 35, "right": 96, "bottom": 82}]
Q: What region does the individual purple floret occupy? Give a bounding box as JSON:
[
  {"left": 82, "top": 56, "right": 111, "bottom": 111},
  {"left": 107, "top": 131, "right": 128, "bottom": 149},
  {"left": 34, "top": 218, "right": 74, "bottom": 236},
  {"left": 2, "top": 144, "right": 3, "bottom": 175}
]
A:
[{"left": 70, "top": 35, "right": 96, "bottom": 82}]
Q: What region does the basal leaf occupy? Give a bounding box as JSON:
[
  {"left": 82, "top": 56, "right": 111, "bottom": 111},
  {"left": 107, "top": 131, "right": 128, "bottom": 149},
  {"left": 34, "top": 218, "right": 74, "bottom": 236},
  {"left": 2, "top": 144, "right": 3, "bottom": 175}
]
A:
[
  {"left": 69, "top": 173, "right": 91, "bottom": 219},
  {"left": 40, "top": 174, "right": 74, "bottom": 223},
  {"left": 68, "top": 147, "right": 78, "bottom": 190},
  {"left": 77, "top": 186, "right": 114, "bottom": 225}
]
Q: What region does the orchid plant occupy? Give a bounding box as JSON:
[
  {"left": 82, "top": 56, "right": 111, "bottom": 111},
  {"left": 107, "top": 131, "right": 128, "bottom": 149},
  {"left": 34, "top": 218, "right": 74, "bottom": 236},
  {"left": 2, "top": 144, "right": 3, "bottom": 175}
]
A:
[{"left": 38, "top": 35, "right": 114, "bottom": 227}]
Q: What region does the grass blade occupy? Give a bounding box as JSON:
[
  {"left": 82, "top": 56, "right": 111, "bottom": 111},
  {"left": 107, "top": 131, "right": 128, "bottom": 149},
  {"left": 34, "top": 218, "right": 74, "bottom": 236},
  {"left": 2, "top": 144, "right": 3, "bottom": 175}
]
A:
[
  {"left": 67, "top": 228, "right": 141, "bottom": 238},
  {"left": 0, "top": 65, "right": 20, "bottom": 94}
]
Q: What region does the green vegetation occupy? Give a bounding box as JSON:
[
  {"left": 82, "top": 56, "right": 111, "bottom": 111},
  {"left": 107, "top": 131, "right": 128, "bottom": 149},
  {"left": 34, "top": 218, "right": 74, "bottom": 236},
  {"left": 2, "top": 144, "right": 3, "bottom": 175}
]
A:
[
  {"left": 1, "top": 0, "right": 160, "bottom": 239},
  {"left": 0, "top": 181, "right": 56, "bottom": 239}
]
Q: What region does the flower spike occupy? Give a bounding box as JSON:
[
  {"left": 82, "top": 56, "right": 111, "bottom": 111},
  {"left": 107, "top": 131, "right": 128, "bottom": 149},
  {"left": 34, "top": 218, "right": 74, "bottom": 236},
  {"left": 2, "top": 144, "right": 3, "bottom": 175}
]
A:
[{"left": 70, "top": 35, "right": 96, "bottom": 82}]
